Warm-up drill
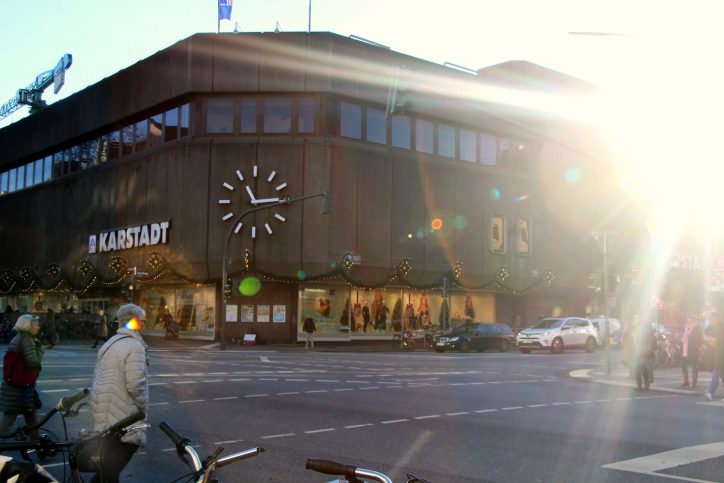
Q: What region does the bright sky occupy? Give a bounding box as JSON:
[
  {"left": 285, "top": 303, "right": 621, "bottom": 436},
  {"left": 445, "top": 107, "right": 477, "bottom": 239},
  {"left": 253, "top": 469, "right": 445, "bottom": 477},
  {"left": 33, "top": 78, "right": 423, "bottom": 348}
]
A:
[{"left": 1, "top": 0, "right": 723, "bottom": 232}]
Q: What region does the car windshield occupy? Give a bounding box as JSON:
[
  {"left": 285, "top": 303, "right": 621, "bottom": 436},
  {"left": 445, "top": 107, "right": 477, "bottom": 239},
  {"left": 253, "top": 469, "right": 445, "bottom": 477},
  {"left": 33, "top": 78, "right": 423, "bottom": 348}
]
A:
[{"left": 535, "top": 318, "right": 563, "bottom": 329}]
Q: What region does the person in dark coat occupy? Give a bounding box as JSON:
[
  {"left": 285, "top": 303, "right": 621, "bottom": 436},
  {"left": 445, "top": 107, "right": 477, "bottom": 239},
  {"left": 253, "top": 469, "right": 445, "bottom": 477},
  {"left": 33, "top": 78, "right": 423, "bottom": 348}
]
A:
[
  {"left": 303, "top": 315, "right": 316, "bottom": 349},
  {"left": 680, "top": 315, "right": 704, "bottom": 387},
  {"left": 91, "top": 308, "right": 109, "bottom": 349},
  {"left": 0, "top": 314, "right": 43, "bottom": 440},
  {"left": 44, "top": 308, "right": 57, "bottom": 349},
  {"left": 632, "top": 316, "right": 656, "bottom": 391},
  {"left": 704, "top": 313, "right": 724, "bottom": 401}
]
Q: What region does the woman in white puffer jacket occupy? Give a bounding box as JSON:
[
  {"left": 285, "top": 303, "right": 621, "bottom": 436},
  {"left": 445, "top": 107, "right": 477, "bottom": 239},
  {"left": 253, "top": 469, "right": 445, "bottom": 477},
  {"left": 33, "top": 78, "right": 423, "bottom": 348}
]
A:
[{"left": 90, "top": 304, "right": 149, "bottom": 483}]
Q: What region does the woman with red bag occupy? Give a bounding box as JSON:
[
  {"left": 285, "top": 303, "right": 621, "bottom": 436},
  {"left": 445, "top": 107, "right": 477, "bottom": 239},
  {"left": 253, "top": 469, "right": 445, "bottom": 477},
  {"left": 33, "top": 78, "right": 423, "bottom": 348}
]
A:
[{"left": 0, "top": 314, "right": 44, "bottom": 440}]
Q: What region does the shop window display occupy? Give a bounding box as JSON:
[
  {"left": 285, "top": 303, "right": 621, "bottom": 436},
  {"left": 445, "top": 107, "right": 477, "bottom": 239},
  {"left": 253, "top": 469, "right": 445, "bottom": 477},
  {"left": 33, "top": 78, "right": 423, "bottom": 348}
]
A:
[{"left": 141, "top": 286, "right": 215, "bottom": 339}]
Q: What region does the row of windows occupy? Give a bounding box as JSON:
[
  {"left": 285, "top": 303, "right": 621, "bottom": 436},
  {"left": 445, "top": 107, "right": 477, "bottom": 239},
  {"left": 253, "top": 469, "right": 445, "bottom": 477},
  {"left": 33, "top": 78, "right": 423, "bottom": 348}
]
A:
[
  {"left": 205, "top": 97, "right": 317, "bottom": 135},
  {"left": 339, "top": 101, "right": 528, "bottom": 170},
  {"left": 0, "top": 104, "right": 190, "bottom": 195}
]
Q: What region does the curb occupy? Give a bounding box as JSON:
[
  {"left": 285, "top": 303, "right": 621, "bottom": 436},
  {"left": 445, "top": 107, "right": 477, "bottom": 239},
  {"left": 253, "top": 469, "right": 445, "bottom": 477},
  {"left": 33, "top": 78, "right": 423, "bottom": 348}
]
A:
[{"left": 570, "top": 368, "right": 708, "bottom": 396}]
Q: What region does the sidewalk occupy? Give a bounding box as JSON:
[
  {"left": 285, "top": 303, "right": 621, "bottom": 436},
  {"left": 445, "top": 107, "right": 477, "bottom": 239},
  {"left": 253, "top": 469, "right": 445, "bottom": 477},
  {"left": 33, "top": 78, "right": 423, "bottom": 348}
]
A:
[{"left": 570, "top": 363, "right": 718, "bottom": 399}]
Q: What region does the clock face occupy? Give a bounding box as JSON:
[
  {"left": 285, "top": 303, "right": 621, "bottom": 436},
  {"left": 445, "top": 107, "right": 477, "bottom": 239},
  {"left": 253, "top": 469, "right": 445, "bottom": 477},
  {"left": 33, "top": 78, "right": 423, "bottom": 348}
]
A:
[{"left": 217, "top": 164, "right": 289, "bottom": 238}]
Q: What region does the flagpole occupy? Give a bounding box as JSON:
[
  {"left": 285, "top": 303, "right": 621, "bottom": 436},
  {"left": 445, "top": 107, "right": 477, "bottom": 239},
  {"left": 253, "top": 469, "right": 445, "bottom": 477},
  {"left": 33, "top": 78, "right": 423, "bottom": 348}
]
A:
[{"left": 308, "top": 0, "right": 311, "bottom": 32}]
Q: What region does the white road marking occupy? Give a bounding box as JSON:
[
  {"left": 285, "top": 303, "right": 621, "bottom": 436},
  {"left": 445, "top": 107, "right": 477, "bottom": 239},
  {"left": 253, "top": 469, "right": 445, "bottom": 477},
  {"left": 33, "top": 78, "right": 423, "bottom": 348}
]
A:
[
  {"left": 215, "top": 439, "right": 244, "bottom": 444},
  {"left": 603, "top": 441, "right": 724, "bottom": 483},
  {"left": 345, "top": 423, "right": 374, "bottom": 429},
  {"left": 501, "top": 406, "right": 524, "bottom": 411},
  {"left": 40, "top": 389, "right": 70, "bottom": 393},
  {"left": 213, "top": 396, "right": 238, "bottom": 401},
  {"left": 179, "top": 399, "right": 205, "bottom": 404},
  {"left": 305, "top": 428, "right": 336, "bottom": 434},
  {"left": 150, "top": 402, "right": 169, "bottom": 406},
  {"left": 333, "top": 388, "right": 354, "bottom": 392},
  {"left": 277, "top": 392, "right": 300, "bottom": 395},
  {"left": 446, "top": 412, "right": 469, "bottom": 416},
  {"left": 527, "top": 404, "right": 547, "bottom": 408},
  {"left": 202, "top": 380, "right": 223, "bottom": 383},
  {"left": 305, "top": 390, "right": 328, "bottom": 394},
  {"left": 261, "top": 433, "right": 295, "bottom": 439},
  {"left": 475, "top": 409, "right": 498, "bottom": 413},
  {"left": 244, "top": 394, "right": 269, "bottom": 398},
  {"left": 414, "top": 415, "right": 440, "bottom": 420},
  {"left": 381, "top": 419, "right": 409, "bottom": 424}
]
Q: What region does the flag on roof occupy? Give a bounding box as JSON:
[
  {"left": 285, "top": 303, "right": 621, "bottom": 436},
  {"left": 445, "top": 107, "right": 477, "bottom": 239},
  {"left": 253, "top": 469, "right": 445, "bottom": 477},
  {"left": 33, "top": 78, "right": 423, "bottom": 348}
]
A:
[{"left": 219, "top": 0, "right": 233, "bottom": 21}]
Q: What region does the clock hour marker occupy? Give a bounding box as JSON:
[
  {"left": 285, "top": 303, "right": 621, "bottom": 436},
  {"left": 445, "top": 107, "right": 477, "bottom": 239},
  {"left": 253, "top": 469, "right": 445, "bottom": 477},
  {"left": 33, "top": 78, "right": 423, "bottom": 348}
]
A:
[
  {"left": 267, "top": 171, "right": 276, "bottom": 182},
  {"left": 218, "top": 199, "right": 231, "bottom": 205},
  {"left": 275, "top": 182, "right": 287, "bottom": 191},
  {"left": 253, "top": 165, "right": 258, "bottom": 177},
  {"left": 234, "top": 222, "right": 243, "bottom": 233},
  {"left": 222, "top": 213, "right": 234, "bottom": 221},
  {"left": 223, "top": 182, "right": 234, "bottom": 191},
  {"left": 251, "top": 226, "right": 257, "bottom": 238},
  {"left": 265, "top": 223, "right": 273, "bottom": 234},
  {"left": 274, "top": 213, "right": 286, "bottom": 222},
  {"left": 236, "top": 169, "right": 244, "bottom": 182}
]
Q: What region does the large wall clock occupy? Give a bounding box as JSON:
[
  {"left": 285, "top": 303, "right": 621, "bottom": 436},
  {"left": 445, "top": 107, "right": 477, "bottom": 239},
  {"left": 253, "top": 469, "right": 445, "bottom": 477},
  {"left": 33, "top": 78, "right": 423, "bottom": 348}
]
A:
[{"left": 217, "top": 164, "right": 289, "bottom": 238}]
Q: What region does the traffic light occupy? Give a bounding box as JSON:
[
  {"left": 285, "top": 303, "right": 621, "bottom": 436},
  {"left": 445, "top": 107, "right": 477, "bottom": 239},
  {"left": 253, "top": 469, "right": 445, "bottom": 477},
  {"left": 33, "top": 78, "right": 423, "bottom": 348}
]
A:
[{"left": 224, "top": 277, "right": 232, "bottom": 299}]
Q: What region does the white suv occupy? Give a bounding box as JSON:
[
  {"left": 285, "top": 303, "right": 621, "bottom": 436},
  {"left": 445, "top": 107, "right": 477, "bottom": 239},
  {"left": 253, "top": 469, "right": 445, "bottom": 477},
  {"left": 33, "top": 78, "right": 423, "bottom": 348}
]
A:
[{"left": 516, "top": 317, "right": 599, "bottom": 354}]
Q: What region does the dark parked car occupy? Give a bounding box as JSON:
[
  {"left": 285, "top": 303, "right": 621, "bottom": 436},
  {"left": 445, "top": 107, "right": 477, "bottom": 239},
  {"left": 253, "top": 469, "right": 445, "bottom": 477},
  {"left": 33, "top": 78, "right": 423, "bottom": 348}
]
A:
[{"left": 434, "top": 322, "right": 515, "bottom": 353}]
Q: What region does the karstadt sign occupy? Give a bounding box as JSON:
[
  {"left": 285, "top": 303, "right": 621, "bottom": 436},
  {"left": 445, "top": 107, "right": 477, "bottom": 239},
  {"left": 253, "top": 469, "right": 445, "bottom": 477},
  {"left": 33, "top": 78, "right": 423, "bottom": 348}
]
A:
[{"left": 89, "top": 221, "right": 170, "bottom": 254}]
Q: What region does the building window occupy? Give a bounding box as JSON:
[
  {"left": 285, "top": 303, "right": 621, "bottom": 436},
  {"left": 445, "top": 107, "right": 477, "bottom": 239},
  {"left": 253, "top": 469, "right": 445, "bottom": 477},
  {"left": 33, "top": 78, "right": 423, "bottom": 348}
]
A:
[
  {"left": 8, "top": 169, "right": 16, "bottom": 193},
  {"left": 240, "top": 98, "right": 257, "bottom": 133},
  {"left": 391, "top": 115, "right": 411, "bottom": 149},
  {"left": 491, "top": 215, "right": 505, "bottom": 254},
  {"left": 340, "top": 101, "right": 361, "bottom": 139},
  {"left": 206, "top": 98, "right": 234, "bottom": 134},
  {"left": 135, "top": 119, "right": 148, "bottom": 152},
  {"left": 43, "top": 156, "right": 52, "bottom": 181},
  {"left": 517, "top": 218, "right": 530, "bottom": 255},
  {"left": 180, "top": 103, "right": 190, "bottom": 137},
  {"left": 33, "top": 159, "right": 42, "bottom": 185},
  {"left": 25, "top": 162, "right": 33, "bottom": 187},
  {"left": 298, "top": 97, "right": 316, "bottom": 133},
  {"left": 480, "top": 133, "right": 497, "bottom": 165},
  {"left": 149, "top": 113, "right": 163, "bottom": 146},
  {"left": 108, "top": 131, "right": 120, "bottom": 160},
  {"left": 460, "top": 128, "right": 476, "bottom": 162},
  {"left": 438, "top": 124, "right": 455, "bottom": 158},
  {"left": 121, "top": 126, "right": 134, "bottom": 156},
  {"left": 366, "top": 107, "right": 386, "bottom": 144},
  {"left": 16, "top": 165, "right": 24, "bottom": 190},
  {"left": 1, "top": 172, "right": 7, "bottom": 193},
  {"left": 264, "top": 97, "right": 292, "bottom": 133},
  {"left": 163, "top": 107, "right": 180, "bottom": 142},
  {"left": 500, "top": 139, "right": 527, "bottom": 170},
  {"left": 415, "top": 119, "right": 434, "bottom": 154}
]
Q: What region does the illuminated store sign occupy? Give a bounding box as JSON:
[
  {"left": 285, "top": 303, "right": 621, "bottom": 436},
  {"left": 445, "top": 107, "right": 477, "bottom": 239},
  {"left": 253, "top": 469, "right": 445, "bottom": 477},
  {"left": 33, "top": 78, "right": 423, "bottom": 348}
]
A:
[{"left": 89, "top": 221, "right": 170, "bottom": 254}]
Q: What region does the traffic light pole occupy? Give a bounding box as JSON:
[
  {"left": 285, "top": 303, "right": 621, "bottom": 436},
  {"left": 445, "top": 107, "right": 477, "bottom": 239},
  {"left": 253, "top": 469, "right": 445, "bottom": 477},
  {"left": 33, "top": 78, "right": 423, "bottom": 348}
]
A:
[{"left": 220, "top": 191, "right": 330, "bottom": 350}]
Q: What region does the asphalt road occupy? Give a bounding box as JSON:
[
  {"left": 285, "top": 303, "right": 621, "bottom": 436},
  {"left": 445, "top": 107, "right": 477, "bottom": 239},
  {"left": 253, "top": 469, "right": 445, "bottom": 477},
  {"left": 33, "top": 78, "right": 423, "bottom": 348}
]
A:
[{"left": 18, "top": 345, "right": 724, "bottom": 482}]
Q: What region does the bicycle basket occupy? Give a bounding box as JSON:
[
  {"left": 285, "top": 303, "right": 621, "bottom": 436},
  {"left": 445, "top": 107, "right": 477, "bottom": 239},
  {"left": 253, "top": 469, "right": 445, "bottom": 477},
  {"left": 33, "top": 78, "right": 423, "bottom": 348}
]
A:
[{"left": 72, "top": 435, "right": 106, "bottom": 473}]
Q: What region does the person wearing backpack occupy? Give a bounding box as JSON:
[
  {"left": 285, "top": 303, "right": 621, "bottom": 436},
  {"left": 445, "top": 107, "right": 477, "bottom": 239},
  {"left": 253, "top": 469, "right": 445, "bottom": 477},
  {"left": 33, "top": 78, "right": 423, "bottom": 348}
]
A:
[{"left": 0, "top": 314, "right": 43, "bottom": 440}]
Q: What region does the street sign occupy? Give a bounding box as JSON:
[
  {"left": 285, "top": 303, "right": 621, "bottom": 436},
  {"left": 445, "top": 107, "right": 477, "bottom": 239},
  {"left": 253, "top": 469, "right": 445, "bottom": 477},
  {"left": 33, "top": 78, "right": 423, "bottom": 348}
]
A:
[{"left": 651, "top": 293, "right": 666, "bottom": 309}]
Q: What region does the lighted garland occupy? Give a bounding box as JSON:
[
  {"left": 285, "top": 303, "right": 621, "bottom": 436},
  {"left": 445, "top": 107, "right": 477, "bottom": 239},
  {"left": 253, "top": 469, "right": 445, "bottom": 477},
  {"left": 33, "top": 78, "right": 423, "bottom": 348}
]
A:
[{"left": 19, "top": 267, "right": 39, "bottom": 291}]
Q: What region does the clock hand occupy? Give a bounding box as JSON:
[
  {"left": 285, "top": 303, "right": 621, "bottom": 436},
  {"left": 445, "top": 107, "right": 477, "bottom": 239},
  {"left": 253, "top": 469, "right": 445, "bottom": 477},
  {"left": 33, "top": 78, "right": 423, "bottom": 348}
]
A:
[
  {"left": 254, "top": 197, "right": 280, "bottom": 204},
  {"left": 245, "top": 185, "right": 256, "bottom": 202}
]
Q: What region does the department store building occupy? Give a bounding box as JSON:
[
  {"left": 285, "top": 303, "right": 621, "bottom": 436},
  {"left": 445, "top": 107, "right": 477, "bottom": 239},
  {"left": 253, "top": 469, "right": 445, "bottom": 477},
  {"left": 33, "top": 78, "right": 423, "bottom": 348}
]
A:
[{"left": 0, "top": 32, "right": 613, "bottom": 343}]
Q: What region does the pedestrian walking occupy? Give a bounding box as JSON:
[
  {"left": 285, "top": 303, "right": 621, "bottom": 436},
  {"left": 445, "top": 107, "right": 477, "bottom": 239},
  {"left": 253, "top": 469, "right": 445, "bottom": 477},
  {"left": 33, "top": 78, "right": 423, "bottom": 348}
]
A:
[
  {"left": 303, "top": 315, "right": 316, "bottom": 349},
  {"left": 44, "top": 308, "right": 57, "bottom": 349},
  {"left": 91, "top": 308, "right": 109, "bottom": 349},
  {"left": 680, "top": 315, "right": 703, "bottom": 387},
  {"left": 90, "top": 304, "right": 149, "bottom": 483},
  {"left": 0, "top": 314, "right": 43, "bottom": 440},
  {"left": 704, "top": 313, "right": 724, "bottom": 401},
  {"left": 632, "top": 316, "right": 656, "bottom": 391}
]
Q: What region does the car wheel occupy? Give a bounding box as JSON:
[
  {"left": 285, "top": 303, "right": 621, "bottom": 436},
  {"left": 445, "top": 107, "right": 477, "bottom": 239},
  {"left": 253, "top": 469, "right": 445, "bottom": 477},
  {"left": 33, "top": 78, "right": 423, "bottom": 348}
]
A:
[
  {"left": 550, "top": 338, "right": 564, "bottom": 354},
  {"left": 500, "top": 340, "right": 511, "bottom": 352},
  {"left": 584, "top": 337, "right": 597, "bottom": 353},
  {"left": 520, "top": 348, "right": 531, "bottom": 354},
  {"left": 459, "top": 340, "right": 471, "bottom": 353}
]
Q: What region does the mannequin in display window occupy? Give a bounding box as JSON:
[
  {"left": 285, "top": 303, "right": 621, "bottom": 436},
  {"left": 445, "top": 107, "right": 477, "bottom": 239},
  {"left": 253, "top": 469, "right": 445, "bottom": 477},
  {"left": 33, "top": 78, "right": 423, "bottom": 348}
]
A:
[
  {"left": 353, "top": 300, "right": 362, "bottom": 332},
  {"left": 362, "top": 302, "right": 371, "bottom": 332},
  {"left": 463, "top": 296, "right": 476, "bottom": 320},
  {"left": 404, "top": 303, "right": 415, "bottom": 330},
  {"left": 417, "top": 294, "right": 430, "bottom": 329}
]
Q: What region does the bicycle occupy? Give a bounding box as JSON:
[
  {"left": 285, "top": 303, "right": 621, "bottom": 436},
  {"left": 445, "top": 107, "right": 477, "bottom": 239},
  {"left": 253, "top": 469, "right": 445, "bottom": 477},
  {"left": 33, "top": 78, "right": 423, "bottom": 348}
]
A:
[
  {"left": 0, "top": 389, "right": 146, "bottom": 483},
  {"left": 159, "top": 421, "right": 265, "bottom": 483},
  {"left": 306, "top": 458, "right": 432, "bottom": 483}
]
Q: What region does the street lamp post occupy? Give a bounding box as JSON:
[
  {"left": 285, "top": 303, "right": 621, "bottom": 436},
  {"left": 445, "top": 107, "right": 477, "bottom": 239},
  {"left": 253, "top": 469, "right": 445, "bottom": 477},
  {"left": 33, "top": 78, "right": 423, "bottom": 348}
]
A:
[
  {"left": 220, "top": 191, "right": 331, "bottom": 350},
  {"left": 594, "top": 231, "right": 616, "bottom": 377}
]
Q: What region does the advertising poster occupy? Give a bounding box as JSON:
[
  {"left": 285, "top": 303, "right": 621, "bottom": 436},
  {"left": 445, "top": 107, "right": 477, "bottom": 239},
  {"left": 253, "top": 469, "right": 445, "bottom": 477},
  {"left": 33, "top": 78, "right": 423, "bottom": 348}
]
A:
[
  {"left": 241, "top": 305, "right": 254, "bottom": 322},
  {"left": 273, "top": 305, "right": 286, "bottom": 323},
  {"left": 257, "top": 304, "right": 270, "bottom": 322},
  {"left": 225, "top": 304, "right": 238, "bottom": 322}
]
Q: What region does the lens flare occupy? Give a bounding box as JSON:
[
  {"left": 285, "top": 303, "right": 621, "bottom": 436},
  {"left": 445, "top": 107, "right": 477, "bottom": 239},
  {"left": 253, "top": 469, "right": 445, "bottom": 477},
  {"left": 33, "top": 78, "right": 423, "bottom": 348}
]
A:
[
  {"left": 513, "top": 194, "right": 530, "bottom": 203},
  {"left": 453, "top": 215, "right": 468, "bottom": 230},
  {"left": 489, "top": 188, "right": 501, "bottom": 200},
  {"left": 296, "top": 270, "right": 306, "bottom": 280},
  {"left": 431, "top": 218, "right": 444, "bottom": 231},
  {"left": 565, "top": 167, "right": 582, "bottom": 184},
  {"left": 238, "top": 276, "right": 261, "bottom": 296},
  {"left": 125, "top": 317, "right": 141, "bottom": 331}
]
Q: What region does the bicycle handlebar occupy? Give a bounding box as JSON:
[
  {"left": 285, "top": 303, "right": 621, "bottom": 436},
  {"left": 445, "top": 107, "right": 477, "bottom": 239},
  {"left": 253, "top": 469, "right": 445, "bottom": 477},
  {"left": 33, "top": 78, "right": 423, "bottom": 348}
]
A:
[
  {"left": 306, "top": 458, "right": 393, "bottom": 483},
  {"left": 59, "top": 388, "right": 89, "bottom": 412},
  {"left": 160, "top": 421, "right": 264, "bottom": 483}
]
